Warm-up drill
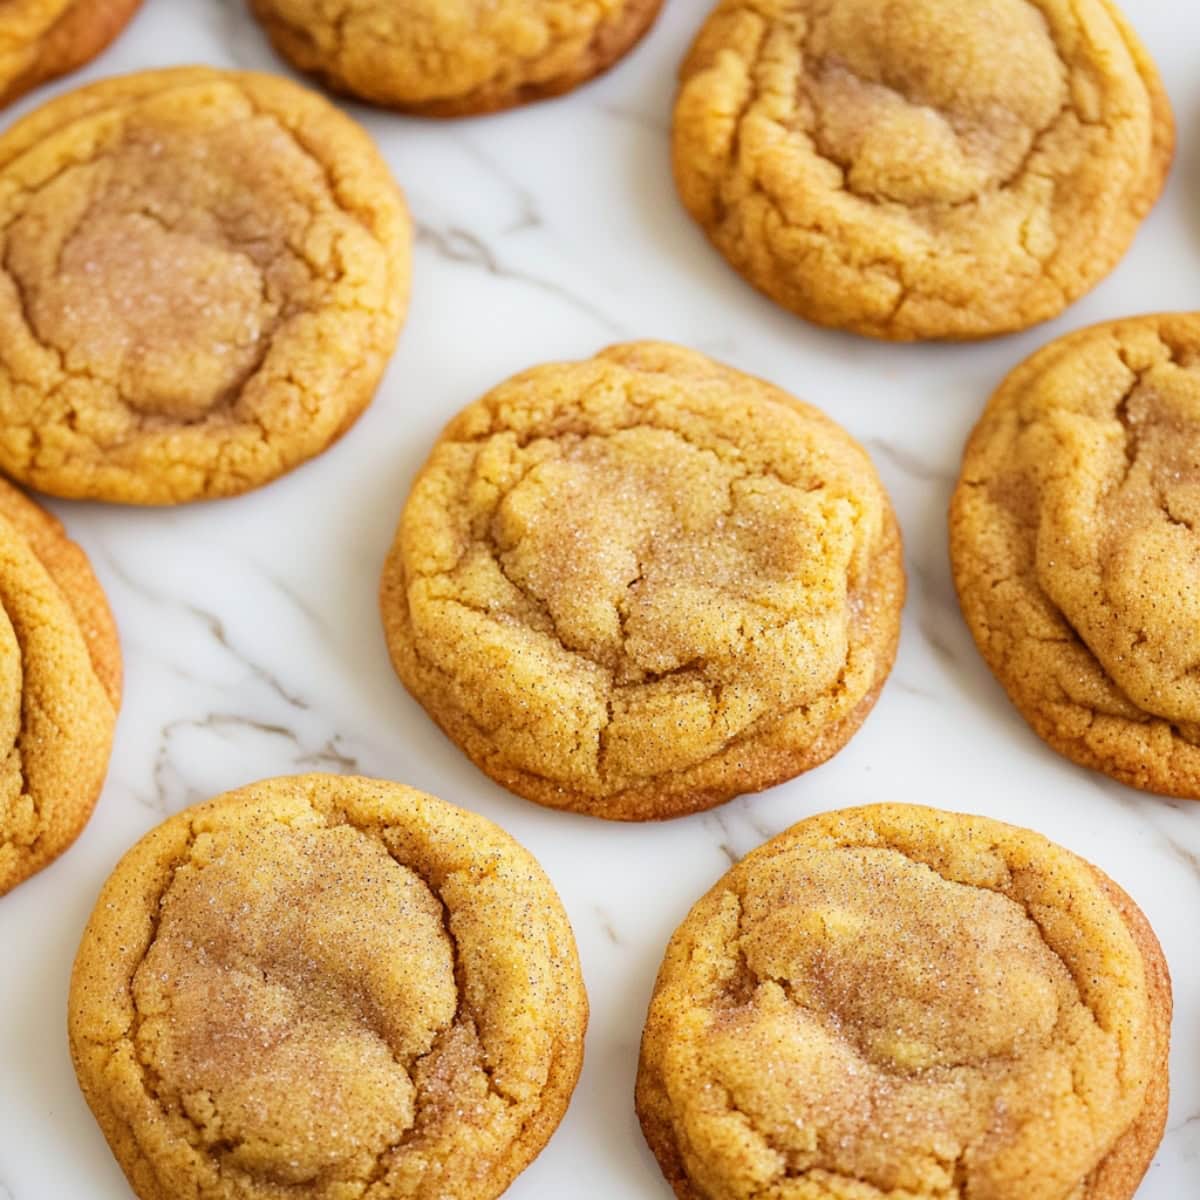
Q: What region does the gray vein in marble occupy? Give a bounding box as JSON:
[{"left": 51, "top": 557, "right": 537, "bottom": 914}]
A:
[
  {"left": 101, "top": 552, "right": 309, "bottom": 712},
  {"left": 416, "top": 222, "right": 625, "bottom": 335},
  {"left": 1104, "top": 784, "right": 1200, "bottom": 884},
  {"left": 702, "top": 803, "right": 775, "bottom": 867},
  {"left": 456, "top": 137, "right": 543, "bottom": 234},
  {"left": 912, "top": 563, "right": 969, "bottom": 669},
  {"left": 148, "top": 713, "right": 361, "bottom": 814},
  {"left": 862, "top": 437, "right": 956, "bottom": 485},
  {"left": 594, "top": 907, "right": 622, "bottom": 945},
  {"left": 598, "top": 102, "right": 669, "bottom": 135}
]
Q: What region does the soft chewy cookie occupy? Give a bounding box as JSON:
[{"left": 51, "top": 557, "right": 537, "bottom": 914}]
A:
[
  {"left": 381, "top": 342, "right": 904, "bottom": 821},
  {"left": 69, "top": 773, "right": 587, "bottom": 1200},
  {"left": 673, "top": 0, "right": 1174, "bottom": 340},
  {"left": 0, "top": 0, "right": 143, "bottom": 108},
  {"left": 952, "top": 314, "right": 1200, "bottom": 798},
  {"left": 0, "top": 477, "right": 120, "bottom": 895},
  {"left": 637, "top": 803, "right": 1171, "bottom": 1200},
  {"left": 250, "top": 0, "right": 664, "bottom": 117},
  {"left": 0, "top": 67, "right": 411, "bottom": 504}
]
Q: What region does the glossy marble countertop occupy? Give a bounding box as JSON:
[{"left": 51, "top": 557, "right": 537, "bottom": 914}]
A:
[{"left": 0, "top": 1, "right": 1197, "bottom": 1197}]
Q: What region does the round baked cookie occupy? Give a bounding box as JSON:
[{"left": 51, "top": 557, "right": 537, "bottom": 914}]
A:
[
  {"left": 0, "top": 476, "right": 120, "bottom": 895},
  {"left": 952, "top": 313, "right": 1200, "bottom": 798},
  {"left": 69, "top": 773, "right": 587, "bottom": 1200},
  {"left": 0, "top": 67, "right": 411, "bottom": 504},
  {"left": 381, "top": 341, "right": 904, "bottom": 821},
  {"left": 250, "top": 0, "right": 665, "bottom": 117},
  {"left": 637, "top": 803, "right": 1172, "bottom": 1200},
  {"left": 672, "top": 0, "right": 1174, "bottom": 341},
  {"left": 0, "top": 0, "right": 143, "bottom": 109}
]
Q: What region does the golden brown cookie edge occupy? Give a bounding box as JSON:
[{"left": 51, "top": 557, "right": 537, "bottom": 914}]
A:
[
  {"left": 250, "top": 0, "right": 664, "bottom": 118},
  {"left": 0, "top": 0, "right": 144, "bottom": 109}
]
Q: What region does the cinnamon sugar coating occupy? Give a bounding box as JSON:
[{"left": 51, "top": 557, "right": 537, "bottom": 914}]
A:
[
  {"left": 636, "top": 804, "right": 1171, "bottom": 1200},
  {"left": 380, "top": 342, "right": 904, "bottom": 821},
  {"left": 0, "top": 67, "right": 410, "bottom": 504},
  {"left": 69, "top": 774, "right": 587, "bottom": 1200}
]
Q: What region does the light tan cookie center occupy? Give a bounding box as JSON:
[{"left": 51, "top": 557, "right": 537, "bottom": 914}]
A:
[
  {"left": 132, "top": 821, "right": 457, "bottom": 1186},
  {"left": 736, "top": 848, "right": 1064, "bottom": 1072},
  {"left": 805, "top": 0, "right": 1066, "bottom": 204},
  {"left": 492, "top": 429, "right": 852, "bottom": 691},
  {"left": 1032, "top": 329, "right": 1200, "bottom": 724},
  {"left": 0, "top": 93, "right": 331, "bottom": 425}
]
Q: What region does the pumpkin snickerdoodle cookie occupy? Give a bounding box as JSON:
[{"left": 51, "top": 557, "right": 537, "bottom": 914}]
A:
[
  {"left": 637, "top": 803, "right": 1172, "bottom": 1200},
  {"left": 0, "top": 67, "right": 411, "bottom": 504},
  {"left": 673, "top": 0, "right": 1174, "bottom": 341},
  {"left": 69, "top": 773, "right": 587, "bottom": 1200},
  {"left": 250, "top": 0, "right": 664, "bottom": 117},
  {"left": 0, "top": 477, "right": 120, "bottom": 896},
  {"left": 952, "top": 313, "right": 1200, "bottom": 799},
  {"left": 381, "top": 342, "right": 904, "bottom": 821},
  {"left": 0, "top": 0, "right": 143, "bottom": 109}
]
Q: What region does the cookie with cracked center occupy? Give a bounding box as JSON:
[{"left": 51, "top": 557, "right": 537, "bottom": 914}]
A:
[
  {"left": 0, "top": 0, "right": 143, "bottom": 108},
  {"left": 952, "top": 313, "right": 1200, "bottom": 799},
  {"left": 380, "top": 341, "right": 904, "bottom": 821},
  {"left": 672, "top": 0, "right": 1174, "bottom": 341},
  {"left": 69, "top": 773, "right": 587, "bottom": 1200},
  {"left": 249, "top": 0, "right": 665, "bottom": 117},
  {"left": 0, "top": 67, "right": 411, "bottom": 504},
  {"left": 636, "top": 803, "right": 1172, "bottom": 1200},
  {"left": 0, "top": 476, "right": 120, "bottom": 896}
]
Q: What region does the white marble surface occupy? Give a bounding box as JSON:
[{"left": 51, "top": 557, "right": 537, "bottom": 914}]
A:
[{"left": 0, "top": 1, "right": 1197, "bottom": 1197}]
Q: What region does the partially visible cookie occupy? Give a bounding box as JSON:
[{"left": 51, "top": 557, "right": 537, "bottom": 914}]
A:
[
  {"left": 0, "top": 477, "right": 120, "bottom": 896},
  {"left": 672, "top": 0, "right": 1174, "bottom": 340},
  {"left": 637, "top": 803, "right": 1172, "bottom": 1200},
  {"left": 70, "top": 773, "right": 588, "bottom": 1200},
  {"left": 381, "top": 341, "right": 904, "bottom": 821},
  {"left": 0, "top": 0, "right": 143, "bottom": 108},
  {"left": 0, "top": 67, "right": 411, "bottom": 504},
  {"left": 249, "top": 0, "right": 664, "bottom": 117},
  {"left": 952, "top": 313, "right": 1200, "bottom": 799}
]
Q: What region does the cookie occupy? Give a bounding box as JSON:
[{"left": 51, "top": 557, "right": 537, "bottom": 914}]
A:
[
  {"left": 0, "top": 0, "right": 143, "bottom": 108},
  {"left": 951, "top": 313, "right": 1200, "bottom": 798},
  {"left": 0, "top": 67, "right": 411, "bottom": 504},
  {"left": 672, "top": 0, "right": 1174, "bottom": 341},
  {"left": 380, "top": 341, "right": 904, "bottom": 821},
  {"left": 636, "top": 803, "right": 1171, "bottom": 1200},
  {"left": 0, "top": 477, "right": 120, "bottom": 896},
  {"left": 249, "top": 0, "right": 664, "bottom": 117},
  {"left": 69, "top": 773, "right": 587, "bottom": 1200}
]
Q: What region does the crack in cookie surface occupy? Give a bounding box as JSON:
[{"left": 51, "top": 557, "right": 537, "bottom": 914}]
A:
[
  {"left": 672, "top": 0, "right": 1173, "bottom": 340},
  {"left": 68, "top": 775, "right": 587, "bottom": 1200},
  {"left": 0, "top": 67, "right": 410, "bottom": 503},
  {"left": 381, "top": 342, "right": 904, "bottom": 820},
  {"left": 636, "top": 805, "right": 1169, "bottom": 1200},
  {"left": 951, "top": 313, "right": 1200, "bottom": 797}
]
